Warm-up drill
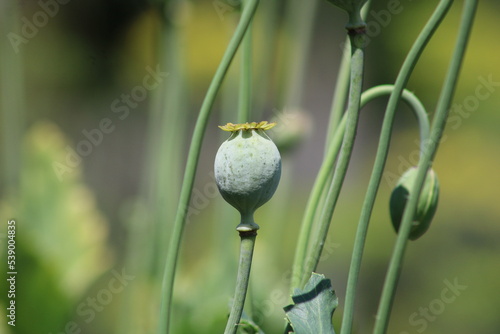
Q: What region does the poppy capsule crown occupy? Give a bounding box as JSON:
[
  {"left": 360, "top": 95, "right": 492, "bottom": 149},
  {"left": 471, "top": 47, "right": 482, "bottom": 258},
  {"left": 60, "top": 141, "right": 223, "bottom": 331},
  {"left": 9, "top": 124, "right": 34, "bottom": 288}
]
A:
[{"left": 214, "top": 122, "right": 281, "bottom": 232}]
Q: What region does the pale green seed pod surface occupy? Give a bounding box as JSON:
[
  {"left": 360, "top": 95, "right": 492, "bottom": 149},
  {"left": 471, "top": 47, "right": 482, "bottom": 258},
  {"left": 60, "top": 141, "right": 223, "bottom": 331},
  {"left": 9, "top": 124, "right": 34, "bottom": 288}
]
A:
[
  {"left": 389, "top": 167, "right": 440, "bottom": 240},
  {"left": 215, "top": 122, "right": 281, "bottom": 231}
]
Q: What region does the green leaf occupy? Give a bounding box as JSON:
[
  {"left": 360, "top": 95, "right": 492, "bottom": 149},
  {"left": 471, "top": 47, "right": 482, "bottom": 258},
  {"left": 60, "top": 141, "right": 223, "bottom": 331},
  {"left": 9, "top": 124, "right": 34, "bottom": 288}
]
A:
[
  {"left": 239, "top": 310, "right": 265, "bottom": 334},
  {"left": 284, "top": 273, "right": 338, "bottom": 334}
]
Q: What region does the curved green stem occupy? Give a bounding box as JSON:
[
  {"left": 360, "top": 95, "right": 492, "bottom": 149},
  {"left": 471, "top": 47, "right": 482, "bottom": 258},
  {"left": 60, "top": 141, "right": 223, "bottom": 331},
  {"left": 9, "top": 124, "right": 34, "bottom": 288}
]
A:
[
  {"left": 365, "top": 86, "right": 429, "bottom": 148},
  {"left": 290, "top": 84, "right": 429, "bottom": 293},
  {"left": 339, "top": 87, "right": 429, "bottom": 334},
  {"left": 224, "top": 230, "right": 257, "bottom": 334},
  {"left": 299, "top": 22, "right": 366, "bottom": 288},
  {"left": 324, "top": 42, "right": 350, "bottom": 151},
  {"left": 373, "top": 1, "right": 477, "bottom": 333},
  {"left": 157, "top": 1, "right": 259, "bottom": 333},
  {"left": 340, "top": 1, "right": 455, "bottom": 332}
]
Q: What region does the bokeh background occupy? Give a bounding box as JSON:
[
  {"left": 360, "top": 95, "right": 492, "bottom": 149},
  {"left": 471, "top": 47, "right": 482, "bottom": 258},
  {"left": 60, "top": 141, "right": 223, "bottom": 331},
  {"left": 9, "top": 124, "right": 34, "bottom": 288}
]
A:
[{"left": 0, "top": 0, "right": 499, "bottom": 333}]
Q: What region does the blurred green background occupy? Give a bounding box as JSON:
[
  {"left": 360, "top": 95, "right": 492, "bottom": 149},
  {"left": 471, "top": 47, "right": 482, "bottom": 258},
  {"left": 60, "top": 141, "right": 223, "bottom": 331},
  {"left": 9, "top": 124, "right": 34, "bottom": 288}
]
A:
[{"left": 0, "top": 0, "right": 499, "bottom": 333}]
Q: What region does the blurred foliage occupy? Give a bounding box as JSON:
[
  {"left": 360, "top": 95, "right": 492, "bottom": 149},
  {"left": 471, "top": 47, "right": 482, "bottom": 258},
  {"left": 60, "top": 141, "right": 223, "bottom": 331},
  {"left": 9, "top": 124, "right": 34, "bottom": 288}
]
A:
[{"left": 0, "top": 123, "right": 110, "bottom": 334}]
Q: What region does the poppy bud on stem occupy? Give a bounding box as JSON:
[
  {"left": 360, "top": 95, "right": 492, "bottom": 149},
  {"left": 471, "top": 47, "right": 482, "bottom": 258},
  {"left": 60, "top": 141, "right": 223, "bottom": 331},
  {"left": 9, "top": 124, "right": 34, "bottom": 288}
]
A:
[
  {"left": 215, "top": 121, "right": 281, "bottom": 232},
  {"left": 390, "top": 167, "right": 440, "bottom": 240},
  {"left": 215, "top": 122, "right": 281, "bottom": 334}
]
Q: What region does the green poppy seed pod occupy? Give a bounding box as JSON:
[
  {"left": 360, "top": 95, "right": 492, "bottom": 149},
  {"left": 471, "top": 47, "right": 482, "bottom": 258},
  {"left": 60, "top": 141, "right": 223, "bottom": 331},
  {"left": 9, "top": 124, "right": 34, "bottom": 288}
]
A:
[
  {"left": 389, "top": 167, "right": 440, "bottom": 240},
  {"left": 215, "top": 121, "right": 281, "bottom": 232}
]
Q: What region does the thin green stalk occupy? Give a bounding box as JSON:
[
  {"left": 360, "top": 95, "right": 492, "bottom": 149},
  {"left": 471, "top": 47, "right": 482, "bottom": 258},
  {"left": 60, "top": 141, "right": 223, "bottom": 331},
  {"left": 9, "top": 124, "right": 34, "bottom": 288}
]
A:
[
  {"left": 290, "top": 126, "right": 344, "bottom": 291},
  {"left": 290, "top": 25, "right": 366, "bottom": 291},
  {"left": 153, "top": 21, "right": 187, "bottom": 282},
  {"left": 206, "top": 56, "right": 241, "bottom": 329},
  {"left": 273, "top": 3, "right": 319, "bottom": 301},
  {"left": 224, "top": 231, "right": 257, "bottom": 334},
  {"left": 340, "top": 1, "right": 454, "bottom": 332},
  {"left": 236, "top": 0, "right": 254, "bottom": 318},
  {"left": 339, "top": 87, "right": 429, "bottom": 334},
  {"left": 325, "top": 41, "right": 350, "bottom": 149},
  {"left": 324, "top": 1, "right": 371, "bottom": 152},
  {"left": 299, "top": 20, "right": 366, "bottom": 289},
  {"left": 157, "top": 1, "right": 260, "bottom": 333},
  {"left": 120, "top": 8, "right": 187, "bottom": 333},
  {"left": 238, "top": 0, "right": 252, "bottom": 123},
  {"left": 290, "top": 3, "right": 372, "bottom": 291},
  {"left": 282, "top": 0, "right": 319, "bottom": 108},
  {"left": 373, "top": 1, "right": 477, "bottom": 333}
]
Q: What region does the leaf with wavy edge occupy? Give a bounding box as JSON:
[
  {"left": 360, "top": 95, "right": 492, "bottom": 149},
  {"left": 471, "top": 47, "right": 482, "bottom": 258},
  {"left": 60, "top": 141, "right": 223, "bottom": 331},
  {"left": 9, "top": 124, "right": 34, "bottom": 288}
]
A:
[{"left": 284, "top": 273, "right": 338, "bottom": 334}]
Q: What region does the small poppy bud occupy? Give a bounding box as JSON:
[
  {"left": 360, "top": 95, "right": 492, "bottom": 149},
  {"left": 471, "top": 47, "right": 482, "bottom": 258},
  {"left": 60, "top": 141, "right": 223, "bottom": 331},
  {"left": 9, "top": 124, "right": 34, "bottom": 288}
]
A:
[
  {"left": 389, "top": 167, "right": 440, "bottom": 240},
  {"left": 215, "top": 121, "right": 281, "bottom": 232}
]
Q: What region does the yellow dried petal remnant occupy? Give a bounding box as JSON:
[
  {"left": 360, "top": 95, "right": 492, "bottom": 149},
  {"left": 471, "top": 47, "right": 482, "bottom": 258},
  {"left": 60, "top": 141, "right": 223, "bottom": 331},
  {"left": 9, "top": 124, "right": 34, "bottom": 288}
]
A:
[{"left": 218, "top": 121, "right": 277, "bottom": 132}]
